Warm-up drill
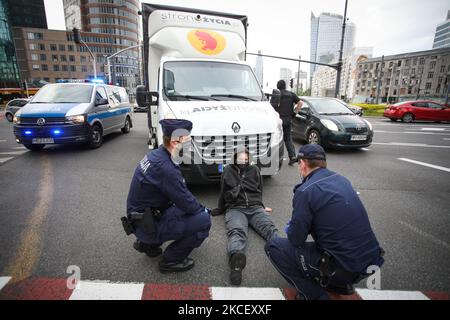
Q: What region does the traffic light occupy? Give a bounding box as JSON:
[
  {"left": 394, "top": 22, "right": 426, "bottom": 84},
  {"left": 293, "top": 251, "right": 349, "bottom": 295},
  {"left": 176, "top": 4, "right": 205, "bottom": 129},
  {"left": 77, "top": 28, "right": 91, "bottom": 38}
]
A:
[
  {"left": 72, "top": 28, "right": 81, "bottom": 44},
  {"left": 290, "top": 78, "right": 294, "bottom": 89}
]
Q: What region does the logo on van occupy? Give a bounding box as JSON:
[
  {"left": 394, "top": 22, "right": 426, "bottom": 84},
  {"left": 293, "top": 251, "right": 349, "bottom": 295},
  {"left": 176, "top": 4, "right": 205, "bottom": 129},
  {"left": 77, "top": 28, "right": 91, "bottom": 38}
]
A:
[
  {"left": 37, "top": 118, "right": 45, "bottom": 126},
  {"left": 188, "top": 29, "right": 226, "bottom": 55}
]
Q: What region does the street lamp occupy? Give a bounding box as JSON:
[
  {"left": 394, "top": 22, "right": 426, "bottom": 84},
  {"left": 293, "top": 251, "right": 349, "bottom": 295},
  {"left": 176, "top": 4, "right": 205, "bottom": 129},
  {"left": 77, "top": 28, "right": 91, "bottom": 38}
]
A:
[{"left": 72, "top": 28, "right": 97, "bottom": 79}]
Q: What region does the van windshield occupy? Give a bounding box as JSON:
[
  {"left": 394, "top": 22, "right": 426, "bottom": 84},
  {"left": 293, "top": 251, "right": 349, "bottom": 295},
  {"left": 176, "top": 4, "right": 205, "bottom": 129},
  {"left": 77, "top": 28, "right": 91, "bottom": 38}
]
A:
[
  {"left": 31, "top": 84, "right": 93, "bottom": 103},
  {"left": 163, "top": 61, "right": 263, "bottom": 101}
]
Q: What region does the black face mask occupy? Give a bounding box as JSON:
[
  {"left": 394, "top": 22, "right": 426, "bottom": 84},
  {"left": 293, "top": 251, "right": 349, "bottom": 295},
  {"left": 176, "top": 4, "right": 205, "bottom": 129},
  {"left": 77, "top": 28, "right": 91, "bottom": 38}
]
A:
[{"left": 237, "top": 163, "right": 249, "bottom": 170}]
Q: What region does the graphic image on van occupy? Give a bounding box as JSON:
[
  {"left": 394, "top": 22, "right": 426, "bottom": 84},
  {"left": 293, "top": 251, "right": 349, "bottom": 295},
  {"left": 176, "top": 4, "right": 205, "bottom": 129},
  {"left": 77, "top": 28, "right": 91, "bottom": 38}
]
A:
[{"left": 187, "top": 29, "right": 226, "bottom": 55}]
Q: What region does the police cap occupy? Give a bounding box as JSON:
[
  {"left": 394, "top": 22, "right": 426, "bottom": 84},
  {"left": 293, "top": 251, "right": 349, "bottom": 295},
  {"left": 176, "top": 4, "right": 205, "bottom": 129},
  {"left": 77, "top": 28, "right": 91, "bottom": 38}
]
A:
[
  {"left": 159, "top": 119, "right": 193, "bottom": 137},
  {"left": 297, "top": 144, "right": 326, "bottom": 161}
]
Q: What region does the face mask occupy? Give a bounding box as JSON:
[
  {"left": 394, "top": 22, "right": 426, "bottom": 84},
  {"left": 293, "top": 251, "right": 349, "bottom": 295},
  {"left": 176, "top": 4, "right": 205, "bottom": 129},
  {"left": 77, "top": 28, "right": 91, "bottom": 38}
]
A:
[{"left": 237, "top": 163, "right": 249, "bottom": 170}]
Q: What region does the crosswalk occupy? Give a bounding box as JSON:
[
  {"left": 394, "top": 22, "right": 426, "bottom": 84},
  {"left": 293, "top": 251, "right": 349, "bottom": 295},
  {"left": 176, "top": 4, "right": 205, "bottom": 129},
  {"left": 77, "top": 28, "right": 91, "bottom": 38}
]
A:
[{"left": 0, "top": 145, "right": 27, "bottom": 165}]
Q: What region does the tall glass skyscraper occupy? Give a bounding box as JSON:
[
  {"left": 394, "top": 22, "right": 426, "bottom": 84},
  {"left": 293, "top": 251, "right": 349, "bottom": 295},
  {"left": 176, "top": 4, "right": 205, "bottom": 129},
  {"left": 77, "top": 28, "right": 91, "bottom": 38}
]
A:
[
  {"left": 433, "top": 10, "right": 450, "bottom": 49},
  {"left": 0, "top": 2, "right": 20, "bottom": 87},
  {"left": 63, "top": 0, "right": 140, "bottom": 89},
  {"left": 310, "top": 12, "right": 355, "bottom": 84}
]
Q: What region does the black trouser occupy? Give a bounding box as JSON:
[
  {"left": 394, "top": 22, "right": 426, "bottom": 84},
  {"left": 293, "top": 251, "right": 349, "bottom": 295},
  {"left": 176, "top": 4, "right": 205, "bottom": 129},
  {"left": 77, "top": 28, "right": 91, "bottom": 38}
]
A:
[{"left": 281, "top": 116, "right": 296, "bottom": 159}]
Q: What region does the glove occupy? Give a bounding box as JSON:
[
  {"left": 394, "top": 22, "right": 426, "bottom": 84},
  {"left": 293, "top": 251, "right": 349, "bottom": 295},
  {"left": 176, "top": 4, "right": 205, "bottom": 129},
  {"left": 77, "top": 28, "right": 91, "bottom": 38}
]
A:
[{"left": 211, "top": 208, "right": 224, "bottom": 216}]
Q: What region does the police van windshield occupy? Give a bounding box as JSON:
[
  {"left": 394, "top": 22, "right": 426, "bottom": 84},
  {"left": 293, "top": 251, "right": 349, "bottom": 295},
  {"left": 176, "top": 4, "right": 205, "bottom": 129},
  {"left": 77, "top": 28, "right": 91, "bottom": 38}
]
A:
[
  {"left": 163, "top": 61, "right": 263, "bottom": 101},
  {"left": 31, "top": 84, "right": 93, "bottom": 103}
]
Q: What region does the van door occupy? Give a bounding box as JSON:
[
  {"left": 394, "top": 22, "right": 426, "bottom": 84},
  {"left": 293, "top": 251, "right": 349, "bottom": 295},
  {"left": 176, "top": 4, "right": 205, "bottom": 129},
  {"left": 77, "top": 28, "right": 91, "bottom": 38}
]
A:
[
  {"left": 93, "top": 86, "right": 113, "bottom": 131},
  {"left": 105, "top": 86, "right": 124, "bottom": 129}
]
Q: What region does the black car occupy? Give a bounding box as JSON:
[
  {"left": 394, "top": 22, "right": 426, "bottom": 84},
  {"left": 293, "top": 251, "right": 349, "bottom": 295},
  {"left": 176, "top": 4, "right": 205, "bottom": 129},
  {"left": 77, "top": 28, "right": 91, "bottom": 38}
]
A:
[{"left": 292, "top": 97, "right": 373, "bottom": 149}]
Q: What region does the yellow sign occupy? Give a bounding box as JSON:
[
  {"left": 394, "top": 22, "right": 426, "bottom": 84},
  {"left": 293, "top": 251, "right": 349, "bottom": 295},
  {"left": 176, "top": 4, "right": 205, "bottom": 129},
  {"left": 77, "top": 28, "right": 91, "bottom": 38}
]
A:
[{"left": 187, "top": 29, "right": 226, "bottom": 55}]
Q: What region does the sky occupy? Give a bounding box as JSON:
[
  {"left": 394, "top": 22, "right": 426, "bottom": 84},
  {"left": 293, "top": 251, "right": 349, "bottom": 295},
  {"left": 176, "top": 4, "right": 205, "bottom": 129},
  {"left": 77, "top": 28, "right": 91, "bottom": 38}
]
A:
[{"left": 44, "top": 0, "right": 449, "bottom": 88}]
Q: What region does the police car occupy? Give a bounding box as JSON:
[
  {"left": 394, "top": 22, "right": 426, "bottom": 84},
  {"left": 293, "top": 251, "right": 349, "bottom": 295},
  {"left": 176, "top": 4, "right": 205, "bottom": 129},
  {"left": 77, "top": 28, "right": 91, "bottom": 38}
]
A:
[{"left": 13, "top": 82, "right": 133, "bottom": 151}]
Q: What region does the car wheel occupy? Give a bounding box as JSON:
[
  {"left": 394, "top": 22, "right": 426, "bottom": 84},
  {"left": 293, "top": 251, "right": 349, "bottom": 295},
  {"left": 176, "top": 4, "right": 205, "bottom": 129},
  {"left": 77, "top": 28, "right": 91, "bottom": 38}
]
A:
[
  {"left": 88, "top": 124, "right": 103, "bottom": 149},
  {"left": 389, "top": 118, "right": 398, "bottom": 122},
  {"left": 401, "top": 113, "right": 414, "bottom": 123},
  {"left": 307, "top": 129, "right": 321, "bottom": 145},
  {"left": 5, "top": 113, "right": 14, "bottom": 122},
  {"left": 121, "top": 116, "right": 131, "bottom": 134},
  {"left": 24, "top": 144, "right": 45, "bottom": 151}
]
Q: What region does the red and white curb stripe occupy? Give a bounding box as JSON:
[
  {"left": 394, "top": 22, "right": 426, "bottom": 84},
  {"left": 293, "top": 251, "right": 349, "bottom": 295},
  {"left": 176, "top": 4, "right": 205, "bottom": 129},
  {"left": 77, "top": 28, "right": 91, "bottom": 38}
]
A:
[{"left": 0, "top": 277, "right": 448, "bottom": 300}]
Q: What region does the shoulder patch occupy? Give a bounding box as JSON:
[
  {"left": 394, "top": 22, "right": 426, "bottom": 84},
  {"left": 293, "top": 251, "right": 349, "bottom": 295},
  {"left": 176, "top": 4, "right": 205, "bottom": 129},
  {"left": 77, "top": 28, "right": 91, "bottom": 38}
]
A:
[{"left": 139, "top": 156, "right": 151, "bottom": 174}]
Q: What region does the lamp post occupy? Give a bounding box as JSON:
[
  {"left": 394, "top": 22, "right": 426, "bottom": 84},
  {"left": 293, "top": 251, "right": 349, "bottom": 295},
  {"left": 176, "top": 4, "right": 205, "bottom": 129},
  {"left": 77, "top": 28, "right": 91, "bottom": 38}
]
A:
[
  {"left": 72, "top": 28, "right": 97, "bottom": 79},
  {"left": 106, "top": 44, "right": 142, "bottom": 85},
  {"left": 335, "top": 0, "right": 349, "bottom": 99}
]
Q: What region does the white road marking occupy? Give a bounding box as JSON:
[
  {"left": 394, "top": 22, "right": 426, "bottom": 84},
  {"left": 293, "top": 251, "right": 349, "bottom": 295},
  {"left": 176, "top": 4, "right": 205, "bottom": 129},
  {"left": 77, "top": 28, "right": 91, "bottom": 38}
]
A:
[
  {"left": 444, "top": 138, "right": 450, "bottom": 141},
  {"left": 14, "top": 147, "right": 26, "bottom": 149},
  {"left": 374, "top": 130, "right": 450, "bottom": 136},
  {"left": 361, "top": 148, "right": 370, "bottom": 151},
  {"left": 0, "top": 157, "right": 14, "bottom": 164},
  {"left": 210, "top": 287, "right": 286, "bottom": 300},
  {"left": 0, "top": 140, "right": 6, "bottom": 143},
  {"left": 0, "top": 277, "right": 12, "bottom": 291},
  {"left": 420, "top": 128, "right": 446, "bottom": 131},
  {"left": 372, "top": 142, "right": 450, "bottom": 149},
  {"left": 398, "top": 158, "right": 450, "bottom": 173},
  {"left": 69, "top": 281, "right": 145, "bottom": 300},
  {"left": 399, "top": 221, "right": 450, "bottom": 250},
  {"left": 356, "top": 289, "right": 429, "bottom": 300},
  {"left": 0, "top": 151, "right": 26, "bottom": 155},
  {"left": 374, "top": 122, "right": 450, "bottom": 128}
]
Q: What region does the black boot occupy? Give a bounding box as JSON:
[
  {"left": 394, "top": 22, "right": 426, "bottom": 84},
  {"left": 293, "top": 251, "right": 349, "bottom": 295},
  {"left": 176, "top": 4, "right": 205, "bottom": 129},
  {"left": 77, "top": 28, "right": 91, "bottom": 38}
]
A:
[
  {"left": 229, "top": 252, "right": 246, "bottom": 286},
  {"left": 159, "top": 257, "right": 195, "bottom": 273},
  {"left": 288, "top": 157, "right": 298, "bottom": 166},
  {"left": 133, "top": 240, "right": 162, "bottom": 258}
]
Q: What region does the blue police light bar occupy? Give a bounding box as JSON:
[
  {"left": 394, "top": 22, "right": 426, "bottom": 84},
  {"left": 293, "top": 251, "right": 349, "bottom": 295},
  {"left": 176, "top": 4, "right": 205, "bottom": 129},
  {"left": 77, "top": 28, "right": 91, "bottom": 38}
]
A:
[
  {"left": 53, "top": 129, "right": 62, "bottom": 135},
  {"left": 90, "top": 79, "right": 104, "bottom": 84}
]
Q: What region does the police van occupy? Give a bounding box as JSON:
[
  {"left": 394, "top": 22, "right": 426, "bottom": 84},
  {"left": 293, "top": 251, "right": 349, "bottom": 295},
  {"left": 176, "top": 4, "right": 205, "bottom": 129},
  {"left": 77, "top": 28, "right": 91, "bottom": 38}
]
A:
[{"left": 13, "top": 82, "right": 133, "bottom": 151}]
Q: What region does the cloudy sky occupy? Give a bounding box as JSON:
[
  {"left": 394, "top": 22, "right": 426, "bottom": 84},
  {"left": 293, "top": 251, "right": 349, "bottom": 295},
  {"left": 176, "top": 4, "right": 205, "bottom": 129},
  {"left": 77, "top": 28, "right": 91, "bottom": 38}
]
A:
[{"left": 44, "top": 0, "right": 449, "bottom": 88}]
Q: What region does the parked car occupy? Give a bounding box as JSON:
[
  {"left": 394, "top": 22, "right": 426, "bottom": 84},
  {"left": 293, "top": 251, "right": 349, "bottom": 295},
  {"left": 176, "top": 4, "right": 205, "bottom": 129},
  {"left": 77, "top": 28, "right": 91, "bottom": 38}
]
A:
[
  {"left": 383, "top": 100, "right": 450, "bottom": 123},
  {"left": 292, "top": 97, "right": 373, "bottom": 149},
  {"left": 4, "top": 98, "right": 30, "bottom": 122},
  {"left": 13, "top": 83, "right": 133, "bottom": 151}
]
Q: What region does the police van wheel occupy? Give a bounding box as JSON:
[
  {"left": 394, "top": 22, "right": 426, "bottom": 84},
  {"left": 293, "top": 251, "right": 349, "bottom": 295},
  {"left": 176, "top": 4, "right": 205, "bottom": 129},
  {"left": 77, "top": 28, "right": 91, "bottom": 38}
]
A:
[
  {"left": 24, "top": 144, "right": 45, "bottom": 151},
  {"left": 121, "top": 116, "right": 131, "bottom": 134},
  {"left": 88, "top": 124, "right": 103, "bottom": 149}
]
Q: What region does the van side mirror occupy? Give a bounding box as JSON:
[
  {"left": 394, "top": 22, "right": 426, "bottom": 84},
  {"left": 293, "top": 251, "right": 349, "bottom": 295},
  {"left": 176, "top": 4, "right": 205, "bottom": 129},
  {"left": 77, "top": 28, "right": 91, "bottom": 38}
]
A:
[
  {"left": 136, "top": 85, "right": 159, "bottom": 107},
  {"left": 95, "top": 98, "right": 108, "bottom": 106}
]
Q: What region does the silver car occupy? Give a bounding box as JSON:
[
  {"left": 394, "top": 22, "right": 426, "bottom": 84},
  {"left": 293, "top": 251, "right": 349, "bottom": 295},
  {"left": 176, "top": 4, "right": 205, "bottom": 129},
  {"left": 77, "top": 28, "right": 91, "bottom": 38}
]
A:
[{"left": 4, "top": 98, "right": 30, "bottom": 122}]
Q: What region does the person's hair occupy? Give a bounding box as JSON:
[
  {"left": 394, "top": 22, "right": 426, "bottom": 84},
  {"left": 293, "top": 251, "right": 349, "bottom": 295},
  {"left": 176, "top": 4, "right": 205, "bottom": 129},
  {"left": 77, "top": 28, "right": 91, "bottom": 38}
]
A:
[
  {"left": 302, "top": 159, "right": 327, "bottom": 169},
  {"left": 277, "top": 80, "right": 286, "bottom": 90},
  {"left": 233, "top": 148, "right": 251, "bottom": 164},
  {"left": 163, "top": 135, "right": 173, "bottom": 147}
]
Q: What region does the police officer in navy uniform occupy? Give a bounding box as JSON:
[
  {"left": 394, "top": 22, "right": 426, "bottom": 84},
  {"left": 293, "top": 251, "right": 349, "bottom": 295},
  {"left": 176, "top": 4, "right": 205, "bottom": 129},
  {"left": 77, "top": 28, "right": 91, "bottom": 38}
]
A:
[
  {"left": 265, "top": 144, "right": 384, "bottom": 300},
  {"left": 125, "top": 119, "right": 211, "bottom": 273}
]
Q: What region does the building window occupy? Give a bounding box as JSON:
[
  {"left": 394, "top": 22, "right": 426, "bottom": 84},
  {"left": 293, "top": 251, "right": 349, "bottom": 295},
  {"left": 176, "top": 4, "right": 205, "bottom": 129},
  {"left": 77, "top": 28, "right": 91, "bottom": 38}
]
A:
[
  {"left": 413, "top": 58, "right": 418, "bottom": 66},
  {"left": 438, "top": 77, "right": 443, "bottom": 84},
  {"left": 62, "top": 65, "right": 68, "bottom": 72},
  {"left": 81, "top": 65, "right": 88, "bottom": 72},
  {"left": 430, "top": 61, "right": 436, "bottom": 69},
  {"left": 70, "top": 65, "right": 76, "bottom": 72},
  {"left": 53, "top": 65, "right": 60, "bottom": 71},
  {"left": 405, "top": 60, "right": 410, "bottom": 67},
  {"left": 27, "top": 32, "right": 43, "bottom": 40},
  {"left": 50, "top": 44, "right": 57, "bottom": 51},
  {"left": 41, "top": 64, "right": 48, "bottom": 71},
  {"left": 60, "top": 55, "right": 67, "bottom": 62},
  {"left": 59, "top": 44, "right": 65, "bottom": 51},
  {"left": 427, "top": 72, "right": 434, "bottom": 79},
  {"left": 419, "top": 58, "right": 425, "bottom": 65},
  {"left": 397, "top": 61, "right": 402, "bottom": 67},
  {"left": 52, "top": 55, "right": 58, "bottom": 62},
  {"left": 403, "top": 69, "right": 409, "bottom": 76},
  {"left": 40, "top": 54, "right": 46, "bottom": 61},
  {"left": 32, "top": 64, "right": 40, "bottom": 71},
  {"left": 31, "top": 54, "right": 39, "bottom": 61},
  {"left": 39, "top": 43, "right": 45, "bottom": 51},
  {"left": 69, "top": 55, "right": 75, "bottom": 62},
  {"left": 43, "top": 77, "right": 50, "bottom": 82},
  {"left": 29, "top": 43, "right": 37, "bottom": 50},
  {"left": 80, "top": 56, "right": 87, "bottom": 63},
  {"left": 440, "top": 65, "right": 446, "bottom": 73},
  {"left": 68, "top": 45, "right": 74, "bottom": 51},
  {"left": 425, "top": 83, "right": 432, "bottom": 90}
]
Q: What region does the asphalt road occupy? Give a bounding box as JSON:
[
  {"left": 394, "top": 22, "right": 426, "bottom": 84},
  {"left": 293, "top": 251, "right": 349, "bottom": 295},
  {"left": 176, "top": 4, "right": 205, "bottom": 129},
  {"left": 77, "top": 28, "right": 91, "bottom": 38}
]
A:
[{"left": 0, "top": 113, "right": 449, "bottom": 292}]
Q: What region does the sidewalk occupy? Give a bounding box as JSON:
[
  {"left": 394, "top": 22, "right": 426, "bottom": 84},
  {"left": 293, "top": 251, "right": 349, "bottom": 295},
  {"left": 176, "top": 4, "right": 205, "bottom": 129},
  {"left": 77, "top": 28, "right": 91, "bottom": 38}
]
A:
[{"left": 0, "top": 276, "right": 448, "bottom": 300}]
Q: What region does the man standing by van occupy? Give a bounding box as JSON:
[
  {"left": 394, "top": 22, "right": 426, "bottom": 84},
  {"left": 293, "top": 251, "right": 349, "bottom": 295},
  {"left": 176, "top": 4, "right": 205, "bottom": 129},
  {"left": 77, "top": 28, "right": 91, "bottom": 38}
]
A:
[
  {"left": 274, "top": 80, "right": 303, "bottom": 166},
  {"left": 124, "top": 119, "right": 211, "bottom": 273}
]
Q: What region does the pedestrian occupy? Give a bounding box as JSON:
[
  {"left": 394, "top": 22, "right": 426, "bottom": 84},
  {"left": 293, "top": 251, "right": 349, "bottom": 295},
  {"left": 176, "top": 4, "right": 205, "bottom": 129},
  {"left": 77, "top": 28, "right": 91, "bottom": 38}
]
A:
[
  {"left": 123, "top": 119, "right": 211, "bottom": 273},
  {"left": 273, "top": 80, "right": 303, "bottom": 165},
  {"left": 265, "top": 144, "right": 384, "bottom": 300},
  {"left": 211, "top": 148, "right": 279, "bottom": 285}
]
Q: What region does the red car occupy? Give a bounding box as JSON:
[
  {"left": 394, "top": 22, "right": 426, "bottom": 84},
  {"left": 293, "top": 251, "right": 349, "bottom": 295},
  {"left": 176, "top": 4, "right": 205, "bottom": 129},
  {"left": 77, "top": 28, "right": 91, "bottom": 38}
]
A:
[{"left": 383, "top": 100, "right": 450, "bottom": 123}]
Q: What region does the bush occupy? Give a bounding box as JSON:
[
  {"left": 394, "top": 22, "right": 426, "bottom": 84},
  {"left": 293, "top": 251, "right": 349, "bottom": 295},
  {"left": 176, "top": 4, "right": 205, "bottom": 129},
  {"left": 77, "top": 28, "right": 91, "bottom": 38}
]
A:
[{"left": 351, "top": 104, "right": 386, "bottom": 117}]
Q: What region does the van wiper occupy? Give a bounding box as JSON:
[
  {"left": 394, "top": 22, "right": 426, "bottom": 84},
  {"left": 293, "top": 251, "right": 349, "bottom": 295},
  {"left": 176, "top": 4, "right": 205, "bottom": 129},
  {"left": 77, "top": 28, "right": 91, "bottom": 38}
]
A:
[
  {"left": 168, "top": 95, "right": 214, "bottom": 101},
  {"left": 210, "top": 94, "right": 257, "bottom": 101}
]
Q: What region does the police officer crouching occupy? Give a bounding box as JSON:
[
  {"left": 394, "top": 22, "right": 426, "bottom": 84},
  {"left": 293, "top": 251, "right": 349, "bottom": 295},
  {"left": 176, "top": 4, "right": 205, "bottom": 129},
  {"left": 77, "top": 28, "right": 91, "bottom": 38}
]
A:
[
  {"left": 265, "top": 144, "right": 384, "bottom": 300},
  {"left": 122, "top": 119, "right": 211, "bottom": 273}
]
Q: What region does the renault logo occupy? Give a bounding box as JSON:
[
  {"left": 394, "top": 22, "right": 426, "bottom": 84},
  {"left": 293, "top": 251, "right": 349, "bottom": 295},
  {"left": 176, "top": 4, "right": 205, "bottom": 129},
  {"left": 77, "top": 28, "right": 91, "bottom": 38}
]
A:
[
  {"left": 37, "top": 118, "right": 46, "bottom": 126},
  {"left": 231, "top": 122, "right": 241, "bottom": 134}
]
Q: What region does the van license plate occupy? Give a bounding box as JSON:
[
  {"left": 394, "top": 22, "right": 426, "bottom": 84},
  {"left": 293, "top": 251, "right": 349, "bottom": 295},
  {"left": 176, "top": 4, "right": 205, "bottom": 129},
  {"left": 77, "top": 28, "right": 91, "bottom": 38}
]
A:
[
  {"left": 32, "top": 138, "right": 54, "bottom": 144},
  {"left": 351, "top": 135, "right": 367, "bottom": 141}
]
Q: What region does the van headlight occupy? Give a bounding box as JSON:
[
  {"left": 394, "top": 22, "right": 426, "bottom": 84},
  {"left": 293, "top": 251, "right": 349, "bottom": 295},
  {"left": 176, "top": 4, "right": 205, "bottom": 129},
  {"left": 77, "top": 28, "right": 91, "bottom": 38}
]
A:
[
  {"left": 320, "top": 119, "right": 339, "bottom": 132},
  {"left": 273, "top": 121, "right": 283, "bottom": 143},
  {"left": 65, "top": 115, "right": 86, "bottom": 124},
  {"left": 13, "top": 115, "right": 21, "bottom": 124}
]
